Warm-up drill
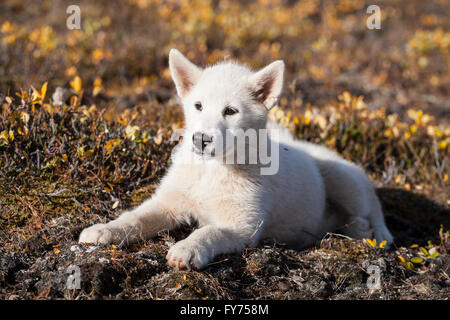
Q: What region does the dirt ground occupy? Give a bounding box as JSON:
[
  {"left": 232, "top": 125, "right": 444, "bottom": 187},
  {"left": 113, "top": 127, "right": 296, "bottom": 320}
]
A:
[{"left": 0, "top": 185, "right": 448, "bottom": 300}]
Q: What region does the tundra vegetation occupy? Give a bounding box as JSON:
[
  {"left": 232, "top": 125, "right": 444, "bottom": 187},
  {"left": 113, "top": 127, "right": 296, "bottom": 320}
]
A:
[{"left": 0, "top": 0, "right": 448, "bottom": 299}]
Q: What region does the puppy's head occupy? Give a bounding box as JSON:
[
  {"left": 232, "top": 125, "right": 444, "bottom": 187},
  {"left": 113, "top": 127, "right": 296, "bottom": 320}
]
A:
[{"left": 169, "top": 49, "right": 284, "bottom": 158}]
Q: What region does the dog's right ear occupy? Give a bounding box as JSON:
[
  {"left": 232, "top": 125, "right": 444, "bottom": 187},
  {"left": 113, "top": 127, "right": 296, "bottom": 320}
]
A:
[{"left": 169, "top": 49, "right": 203, "bottom": 98}]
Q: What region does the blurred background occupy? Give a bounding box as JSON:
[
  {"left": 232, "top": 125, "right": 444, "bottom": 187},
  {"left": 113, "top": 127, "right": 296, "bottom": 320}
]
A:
[{"left": 1, "top": 0, "right": 449, "bottom": 121}]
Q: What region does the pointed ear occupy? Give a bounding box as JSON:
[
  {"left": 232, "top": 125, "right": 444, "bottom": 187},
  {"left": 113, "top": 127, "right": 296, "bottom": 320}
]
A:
[
  {"left": 248, "top": 60, "right": 284, "bottom": 110},
  {"left": 169, "top": 49, "right": 203, "bottom": 98}
]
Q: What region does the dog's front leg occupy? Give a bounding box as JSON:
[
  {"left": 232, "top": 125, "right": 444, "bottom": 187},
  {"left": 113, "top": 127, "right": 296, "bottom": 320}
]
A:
[
  {"left": 78, "top": 196, "right": 181, "bottom": 246},
  {"left": 166, "top": 223, "right": 261, "bottom": 270}
]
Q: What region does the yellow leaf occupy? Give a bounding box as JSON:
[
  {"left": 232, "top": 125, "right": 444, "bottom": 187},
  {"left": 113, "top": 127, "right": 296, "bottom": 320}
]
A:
[
  {"left": 84, "top": 149, "right": 94, "bottom": 157},
  {"left": 314, "top": 114, "right": 327, "bottom": 130},
  {"left": 340, "top": 91, "right": 352, "bottom": 105},
  {"left": 407, "top": 109, "right": 418, "bottom": 120},
  {"left": 428, "top": 247, "right": 440, "bottom": 258},
  {"left": 364, "top": 238, "right": 377, "bottom": 247},
  {"left": 77, "top": 146, "right": 85, "bottom": 157},
  {"left": 92, "top": 49, "right": 104, "bottom": 62},
  {"left": 93, "top": 77, "right": 103, "bottom": 96},
  {"left": 125, "top": 125, "right": 140, "bottom": 141},
  {"left": 16, "top": 90, "right": 28, "bottom": 101},
  {"left": 105, "top": 138, "right": 121, "bottom": 154},
  {"left": 8, "top": 130, "right": 14, "bottom": 142},
  {"left": 29, "top": 82, "right": 48, "bottom": 104},
  {"left": 70, "top": 76, "right": 82, "bottom": 94},
  {"left": 1, "top": 21, "right": 14, "bottom": 33},
  {"left": 411, "top": 257, "right": 423, "bottom": 264},
  {"left": 398, "top": 256, "right": 406, "bottom": 263},
  {"left": 304, "top": 110, "right": 312, "bottom": 125},
  {"left": 31, "top": 86, "right": 40, "bottom": 103},
  {"left": 77, "top": 146, "right": 94, "bottom": 159},
  {"left": 41, "top": 81, "right": 48, "bottom": 101},
  {"left": 0, "top": 130, "right": 9, "bottom": 145},
  {"left": 379, "top": 240, "right": 387, "bottom": 248}
]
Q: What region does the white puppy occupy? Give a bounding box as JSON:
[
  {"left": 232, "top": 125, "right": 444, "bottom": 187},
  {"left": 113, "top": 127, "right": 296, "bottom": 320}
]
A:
[{"left": 79, "top": 49, "right": 393, "bottom": 270}]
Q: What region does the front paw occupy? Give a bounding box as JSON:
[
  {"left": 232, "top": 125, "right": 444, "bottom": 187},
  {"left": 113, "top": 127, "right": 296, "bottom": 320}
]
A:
[
  {"left": 166, "top": 240, "right": 210, "bottom": 270},
  {"left": 79, "top": 223, "right": 114, "bottom": 245}
]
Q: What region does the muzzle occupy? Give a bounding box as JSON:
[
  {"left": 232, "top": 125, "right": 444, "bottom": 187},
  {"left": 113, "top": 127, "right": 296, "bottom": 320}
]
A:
[{"left": 192, "top": 131, "right": 213, "bottom": 153}]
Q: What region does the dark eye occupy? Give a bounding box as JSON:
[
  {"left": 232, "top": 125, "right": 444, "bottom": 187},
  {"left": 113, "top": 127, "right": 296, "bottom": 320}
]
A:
[
  {"left": 223, "top": 106, "right": 238, "bottom": 117},
  {"left": 194, "top": 102, "right": 202, "bottom": 111}
]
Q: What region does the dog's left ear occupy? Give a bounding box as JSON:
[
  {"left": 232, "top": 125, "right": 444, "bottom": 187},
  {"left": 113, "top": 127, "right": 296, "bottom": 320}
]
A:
[
  {"left": 169, "top": 49, "right": 203, "bottom": 98},
  {"left": 248, "top": 60, "right": 285, "bottom": 110}
]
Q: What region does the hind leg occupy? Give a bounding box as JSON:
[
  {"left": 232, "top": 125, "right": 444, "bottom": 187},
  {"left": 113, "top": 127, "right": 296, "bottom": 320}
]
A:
[
  {"left": 296, "top": 141, "right": 394, "bottom": 245},
  {"left": 333, "top": 204, "right": 393, "bottom": 247},
  {"left": 310, "top": 148, "right": 393, "bottom": 244},
  {"left": 337, "top": 193, "right": 393, "bottom": 246}
]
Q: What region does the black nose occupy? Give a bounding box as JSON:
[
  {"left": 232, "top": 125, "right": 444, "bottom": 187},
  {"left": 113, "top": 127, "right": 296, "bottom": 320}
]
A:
[{"left": 193, "top": 132, "right": 213, "bottom": 151}]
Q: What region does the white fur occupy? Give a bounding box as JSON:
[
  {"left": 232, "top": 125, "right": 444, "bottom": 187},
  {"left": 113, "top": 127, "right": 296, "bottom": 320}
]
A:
[{"left": 79, "top": 49, "right": 393, "bottom": 270}]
